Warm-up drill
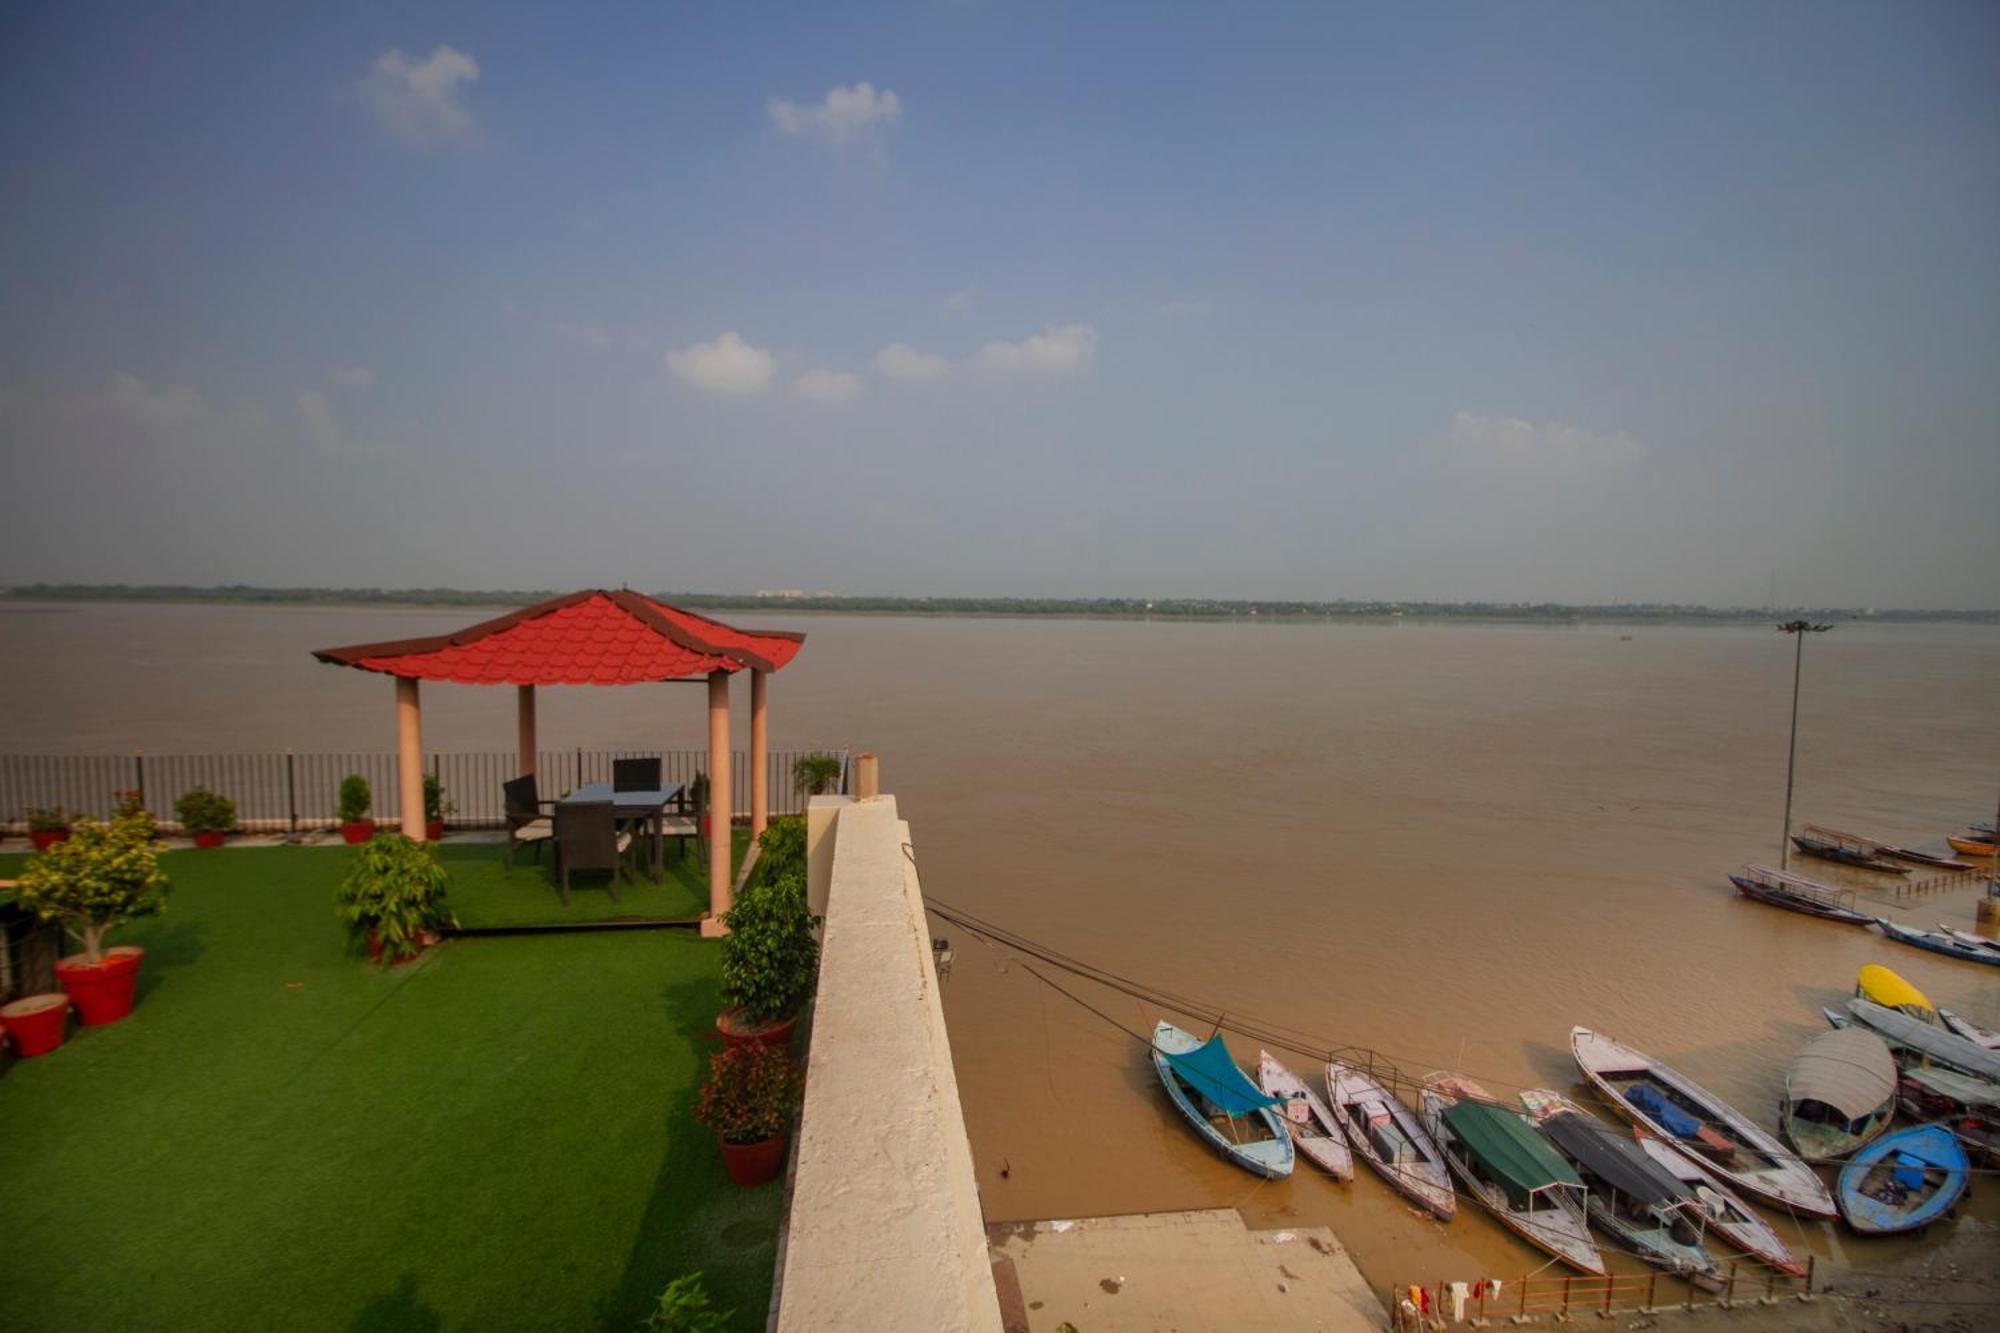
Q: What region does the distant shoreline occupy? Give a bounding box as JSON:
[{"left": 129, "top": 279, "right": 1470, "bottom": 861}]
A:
[{"left": 3, "top": 583, "right": 1994, "bottom": 626}]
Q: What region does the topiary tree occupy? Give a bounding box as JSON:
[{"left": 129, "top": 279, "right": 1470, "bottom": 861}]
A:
[
  {"left": 334, "top": 835, "right": 456, "bottom": 964},
  {"left": 337, "top": 774, "right": 371, "bottom": 824},
  {"left": 719, "top": 869, "right": 820, "bottom": 1025},
  {"left": 791, "top": 752, "right": 844, "bottom": 798},
  {"left": 174, "top": 787, "right": 237, "bottom": 835},
  {"left": 14, "top": 805, "right": 171, "bottom": 963}
]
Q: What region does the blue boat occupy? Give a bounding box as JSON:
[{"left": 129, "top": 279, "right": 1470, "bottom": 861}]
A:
[
  {"left": 1875, "top": 918, "right": 2000, "bottom": 969},
  {"left": 1836, "top": 1124, "right": 1970, "bottom": 1235},
  {"left": 1151, "top": 1021, "right": 1293, "bottom": 1178}
]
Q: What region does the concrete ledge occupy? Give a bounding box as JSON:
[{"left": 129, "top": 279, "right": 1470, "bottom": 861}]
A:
[{"left": 774, "top": 795, "right": 1001, "bottom": 1331}]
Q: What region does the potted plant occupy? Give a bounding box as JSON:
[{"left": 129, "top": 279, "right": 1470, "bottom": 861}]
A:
[
  {"left": 691, "top": 1042, "right": 802, "bottom": 1187},
  {"left": 14, "top": 802, "right": 171, "bottom": 1026},
  {"left": 335, "top": 834, "right": 456, "bottom": 966},
  {"left": 792, "top": 752, "right": 844, "bottom": 798},
  {"left": 716, "top": 868, "right": 819, "bottom": 1048},
  {"left": 337, "top": 774, "right": 374, "bottom": 844},
  {"left": 645, "top": 1272, "right": 731, "bottom": 1332},
  {"left": 174, "top": 787, "right": 236, "bottom": 848},
  {"left": 25, "top": 805, "right": 70, "bottom": 852},
  {"left": 422, "top": 775, "right": 455, "bottom": 842},
  {"left": 0, "top": 993, "right": 72, "bottom": 1057},
  {"left": 750, "top": 815, "right": 806, "bottom": 889}
]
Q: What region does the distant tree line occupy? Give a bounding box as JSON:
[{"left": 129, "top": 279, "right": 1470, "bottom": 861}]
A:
[{"left": 3, "top": 583, "right": 1993, "bottom": 624}]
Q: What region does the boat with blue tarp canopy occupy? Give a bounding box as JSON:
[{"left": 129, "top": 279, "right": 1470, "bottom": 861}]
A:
[{"left": 1150, "top": 1021, "right": 1292, "bottom": 1178}]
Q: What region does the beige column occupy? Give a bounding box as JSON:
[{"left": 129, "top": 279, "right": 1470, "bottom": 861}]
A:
[
  {"left": 516, "top": 685, "right": 537, "bottom": 776},
  {"left": 395, "top": 676, "right": 426, "bottom": 840},
  {"left": 707, "top": 669, "right": 732, "bottom": 923},
  {"left": 750, "top": 668, "right": 769, "bottom": 840},
  {"left": 855, "top": 752, "right": 880, "bottom": 799}
]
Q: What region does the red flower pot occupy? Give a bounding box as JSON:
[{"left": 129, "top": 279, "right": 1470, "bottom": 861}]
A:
[
  {"left": 340, "top": 820, "right": 376, "bottom": 844},
  {"left": 716, "top": 1008, "right": 798, "bottom": 1051},
  {"left": 0, "top": 994, "right": 70, "bottom": 1057},
  {"left": 54, "top": 947, "right": 144, "bottom": 1026},
  {"left": 30, "top": 829, "right": 69, "bottom": 852},
  {"left": 425, "top": 819, "right": 445, "bottom": 841},
  {"left": 192, "top": 830, "right": 226, "bottom": 849},
  {"left": 717, "top": 1134, "right": 787, "bottom": 1187}
]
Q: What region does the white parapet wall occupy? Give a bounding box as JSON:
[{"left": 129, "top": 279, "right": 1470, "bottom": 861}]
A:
[{"left": 776, "top": 794, "right": 1003, "bottom": 1331}]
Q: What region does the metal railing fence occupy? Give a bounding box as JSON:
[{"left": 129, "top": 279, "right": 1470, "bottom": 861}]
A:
[
  {"left": 0, "top": 749, "right": 849, "bottom": 834},
  {"left": 1389, "top": 1257, "right": 1815, "bottom": 1328}
]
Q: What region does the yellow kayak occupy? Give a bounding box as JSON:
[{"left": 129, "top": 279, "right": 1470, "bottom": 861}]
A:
[
  {"left": 1946, "top": 835, "right": 1996, "bottom": 858},
  {"left": 1856, "top": 964, "right": 1933, "bottom": 1020}
]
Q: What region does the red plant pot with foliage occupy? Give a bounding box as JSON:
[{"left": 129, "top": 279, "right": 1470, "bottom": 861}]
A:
[
  {"left": 192, "top": 831, "right": 226, "bottom": 849},
  {"left": 692, "top": 1043, "right": 802, "bottom": 1189},
  {"left": 0, "top": 994, "right": 71, "bottom": 1057},
  {"left": 340, "top": 819, "right": 377, "bottom": 845},
  {"left": 715, "top": 1008, "right": 798, "bottom": 1050},
  {"left": 425, "top": 819, "right": 446, "bottom": 841},
  {"left": 55, "top": 946, "right": 144, "bottom": 1026},
  {"left": 30, "top": 828, "right": 70, "bottom": 852}
]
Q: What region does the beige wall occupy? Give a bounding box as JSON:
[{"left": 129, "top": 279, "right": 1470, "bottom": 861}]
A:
[{"left": 775, "top": 794, "right": 1002, "bottom": 1331}]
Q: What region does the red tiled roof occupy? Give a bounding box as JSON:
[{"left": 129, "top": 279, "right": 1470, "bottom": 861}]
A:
[{"left": 312, "top": 590, "right": 804, "bottom": 686}]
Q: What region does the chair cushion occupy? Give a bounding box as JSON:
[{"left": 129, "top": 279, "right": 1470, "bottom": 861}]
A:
[
  {"left": 659, "top": 816, "right": 697, "bottom": 836},
  {"left": 513, "top": 819, "right": 553, "bottom": 841},
  {"left": 614, "top": 831, "right": 633, "bottom": 853}
]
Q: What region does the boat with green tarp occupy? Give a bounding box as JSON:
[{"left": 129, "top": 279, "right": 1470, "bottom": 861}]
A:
[
  {"left": 1150, "top": 1021, "right": 1293, "bottom": 1178},
  {"left": 1420, "top": 1076, "right": 1602, "bottom": 1274}
]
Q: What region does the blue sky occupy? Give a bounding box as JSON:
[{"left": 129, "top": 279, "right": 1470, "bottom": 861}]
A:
[{"left": 2, "top": 2, "right": 1996, "bottom": 605}]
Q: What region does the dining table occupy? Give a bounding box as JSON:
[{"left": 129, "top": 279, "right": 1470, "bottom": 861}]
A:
[{"left": 557, "top": 781, "right": 684, "bottom": 884}]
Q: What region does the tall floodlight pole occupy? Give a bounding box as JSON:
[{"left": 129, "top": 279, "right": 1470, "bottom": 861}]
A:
[{"left": 1778, "top": 619, "right": 1833, "bottom": 869}]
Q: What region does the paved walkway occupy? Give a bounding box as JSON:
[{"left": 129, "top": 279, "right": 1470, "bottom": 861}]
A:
[{"left": 988, "top": 1209, "right": 1385, "bottom": 1332}]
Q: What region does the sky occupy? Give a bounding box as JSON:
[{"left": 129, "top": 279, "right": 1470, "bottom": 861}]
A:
[{"left": 1, "top": 2, "right": 1996, "bottom": 608}]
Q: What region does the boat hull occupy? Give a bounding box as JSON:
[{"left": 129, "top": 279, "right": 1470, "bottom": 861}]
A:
[
  {"left": 1152, "top": 1024, "right": 1293, "bottom": 1179},
  {"left": 1876, "top": 918, "right": 2000, "bottom": 968},
  {"left": 1324, "top": 1061, "right": 1456, "bottom": 1220},
  {"left": 1836, "top": 1124, "right": 1970, "bottom": 1235},
  {"left": 1632, "top": 1133, "right": 1806, "bottom": 1276},
  {"left": 1945, "top": 835, "right": 1996, "bottom": 858},
  {"left": 1257, "top": 1052, "right": 1354, "bottom": 1181},
  {"left": 1729, "top": 876, "right": 1872, "bottom": 925},
  {"left": 1421, "top": 1088, "right": 1603, "bottom": 1275}
]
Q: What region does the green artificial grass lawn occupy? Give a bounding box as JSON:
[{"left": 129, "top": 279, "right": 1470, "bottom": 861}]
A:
[
  {"left": 437, "top": 831, "right": 745, "bottom": 929},
  {"left": 0, "top": 846, "right": 781, "bottom": 1333}
]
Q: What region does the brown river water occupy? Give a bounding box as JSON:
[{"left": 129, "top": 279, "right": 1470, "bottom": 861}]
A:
[{"left": 3, "top": 602, "right": 1997, "bottom": 1292}]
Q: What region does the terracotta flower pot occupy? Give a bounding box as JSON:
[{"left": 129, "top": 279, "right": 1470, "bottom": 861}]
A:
[
  {"left": 425, "top": 819, "right": 445, "bottom": 841},
  {"left": 54, "top": 947, "right": 143, "bottom": 1026},
  {"left": 192, "top": 830, "right": 226, "bottom": 849},
  {"left": 30, "top": 829, "right": 69, "bottom": 852},
  {"left": 718, "top": 1133, "right": 787, "bottom": 1187},
  {"left": 716, "top": 1007, "right": 798, "bottom": 1051},
  {"left": 0, "top": 993, "right": 71, "bottom": 1057},
  {"left": 340, "top": 820, "right": 376, "bottom": 844}
]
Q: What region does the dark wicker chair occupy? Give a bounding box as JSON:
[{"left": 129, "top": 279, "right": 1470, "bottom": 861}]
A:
[
  {"left": 552, "top": 801, "right": 631, "bottom": 905},
  {"left": 502, "top": 774, "right": 555, "bottom": 870},
  {"left": 661, "top": 773, "right": 703, "bottom": 863},
  {"left": 612, "top": 757, "right": 662, "bottom": 792}
]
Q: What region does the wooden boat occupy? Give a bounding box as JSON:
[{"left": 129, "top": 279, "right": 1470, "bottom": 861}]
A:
[
  {"left": 1936, "top": 925, "right": 2000, "bottom": 957},
  {"left": 1570, "top": 1027, "right": 1836, "bottom": 1217},
  {"left": 1883, "top": 846, "right": 1976, "bottom": 871},
  {"left": 1833, "top": 1000, "right": 2000, "bottom": 1083},
  {"left": 1945, "top": 834, "right": 1996, "bottom": 858},
  {"left": 1256, "top": 1051, "right": 1354, "bottom": 1181},
  {"left": 1876, "top": 918, "right": 2000, "bottom": 969},
  {"left": 1780, "top": 1028, "right": 1898, "bottom": 1162},
  {"left": 1938, "top": 1008, "right": 2000, "bottom": 1050},
  {"left": 1518, "top": 1089, "right": 1722, "bottom": 1290},
  {"left": 1627, "top": 1128, "right": 1806, "bottom": 1276},
  {"left": 1151, "top": 1022, "right": 1293, "bottom": 1179},
  {"left": 1324, "top": 1059, "right": 1455, "bottom": 1219},
  {"left": 1421, "top": 1076, "right": 1602, "bottom": 1275},
  {"left": 1791, "top": 832, "right": 1908, "bottom": 875},
  {"left": 1835, "top": 1124, "right": 1969, "bottom": 1235},
  {"left": 1855, "top": 965, "right": 1933, "bottom": 1021},
  {"left": 1728, "top": 865, "right": 1872, "bottom": 925},
  {"left": 1897, "top": 1068, "right": 2000, "bottom": 1167}
]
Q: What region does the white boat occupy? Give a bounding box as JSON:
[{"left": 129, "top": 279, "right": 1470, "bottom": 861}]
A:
[
  {"left": 1151, "top": 1022, "right": 1293, "bottom": 1179},
  {"left": 1257, "top": 1051, "right": 1354, "bottom": 1181},
  {"left": 1629, "top": 1129, "right": 1807, "bottom": 1276},
  {"left": 1570, "top": 1027, "right": 1835, "bottom": 1218},
  {"left": 1324, "top": 1059, "right": 1456, "bottom": 1220},
  {"left": 1421, "top": 1075, "right": 1603, "bottom": 1275},
  {"left": 1938, "top": 1009, "right": 2000, "bottom": 1051}
]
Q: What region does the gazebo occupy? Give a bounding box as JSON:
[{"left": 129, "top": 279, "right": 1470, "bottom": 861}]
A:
[{"left": 312, "top": 589, "right": 805, "bottom": 928}]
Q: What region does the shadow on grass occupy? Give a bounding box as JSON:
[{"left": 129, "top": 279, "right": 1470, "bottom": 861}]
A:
[
  {"left": 131, "top": 917, "right": 207, "bottom": 1005},
  {"left": 596, "top": 968, "right": 783, "bottom": 1332},
  {"left": 347, "top": 1274, "right": 444, "bottom": 1333}
]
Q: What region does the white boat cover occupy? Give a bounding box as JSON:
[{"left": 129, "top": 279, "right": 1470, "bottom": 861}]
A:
[{"left": 1787, "top": 1029, "right": 1896, "bottom": 1120}]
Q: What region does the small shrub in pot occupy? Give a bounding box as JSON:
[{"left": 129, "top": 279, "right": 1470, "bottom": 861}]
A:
[
  {"left": 337, "top": 774, "right": 374, "bottom": 843},
  {"left": 791, "top": 752, "right": 844, "bottom": 798},
  {"left": 25, "top": 805, "right": 70, "bottom": 850},
  {"left": 691, "top": 1042, "right": 803, "bottom": 1186},
  {"left": 717, "top": 868, "right": 819, "bottom": 1043},
  {"left": 335, "top": 835, "right": 456, "bottom": 965},
  {"left": 174, "top": 787, "right": 236, "bottom": 847},
  {"left": 14, "top": 803, "right": 170, "bottom": 1024}
]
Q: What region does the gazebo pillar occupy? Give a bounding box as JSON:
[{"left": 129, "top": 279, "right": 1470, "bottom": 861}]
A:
[
  {"left": 395, "top": 676, "right": 426, "bottom": 840},
  {"left": 707, "top": 669, "right": 732, "bottom": 924},
  {"left": 750, "top": 668, "right": 768, "bottom": 840},
  {"left": 516, "top": 685, "right": 537, "bottom": 777}
]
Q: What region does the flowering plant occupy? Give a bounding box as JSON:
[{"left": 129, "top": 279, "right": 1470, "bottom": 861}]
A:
[
  {"left": 691, "top": 1043, "right": 802, "bottom": 1144},
  {"left": 15, "top": 806, "right": 170, "bottom": 963}
]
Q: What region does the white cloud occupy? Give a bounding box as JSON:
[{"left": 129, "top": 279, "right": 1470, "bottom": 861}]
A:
[
  {"left": 550, "top": 321, "right": 614, "bottom": 349},
  {"left": 354, "top": 46, "right": 481, "bottom": 147},
  {"left": 767, "top": 82, "right": 902, "bottom": 149},
  {"left": 873, "top": 342, "right": 951, "bottom": 383},
  {"left": 971, "top": 323, "right": 1098, "bottom": 378},
  {"left": 330, "top": 367, "right": 376, "bottom": 388},
  {"left": 793, "top": 369, "right": 864, "bottom": 406},
  {"left": 665, "top": 332, "right": 777, "bottom": 397},
  {"left": 1433, "top": 412, "right": 1645, "bottom": 469}
]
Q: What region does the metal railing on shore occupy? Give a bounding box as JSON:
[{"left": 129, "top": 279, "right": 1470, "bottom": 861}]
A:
[
  {"left": 0, "top": 749, "right": 849, "bottom": 835},
  {"left": 1388, "top": 1258, "right": 1815, "bottom": 1328}
]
